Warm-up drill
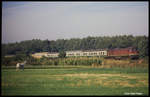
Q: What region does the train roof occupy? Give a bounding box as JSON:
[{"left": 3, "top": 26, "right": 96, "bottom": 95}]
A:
[
  {"left": 109, "top": 47, "right": 136, "bottom": 51},
  {"left": 66, "top": 49, "right": 108, "bottom": 52}
]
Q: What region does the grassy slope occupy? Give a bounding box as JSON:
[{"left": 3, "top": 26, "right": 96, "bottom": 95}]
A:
[{"left": 1, "top": 67, "right": 149, "bottom": 96}]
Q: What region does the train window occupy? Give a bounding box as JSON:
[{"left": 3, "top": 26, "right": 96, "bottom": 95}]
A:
[
  {"left": 101, "top": 52, "right": 102, "bottom": 55},
  {"left": 91, "top": 53, "right": 94, "bottom": 55},
  {"left": 103, "top": 52, "right": 105, "bottom": 55},
  {"left": 69, "top": 54, "right": 74, "bottom": 56},
  {"left": 83, "top": 53, "right": 87, "bottom": 55},
  {"left": 76, "top": 53, "right": 80, "bottom": 56},
  {"left": 94, "top": 53, "right": 97, "bottom": 55}
]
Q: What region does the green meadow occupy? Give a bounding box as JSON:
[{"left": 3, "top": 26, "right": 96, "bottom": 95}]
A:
[{"left": 1, "top": 66, "right": 149, "bottom": 96}]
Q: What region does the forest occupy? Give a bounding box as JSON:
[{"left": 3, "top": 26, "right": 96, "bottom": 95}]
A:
[
  {"left": 2, "top": 35, "right": 148, "bottom": 57},
  {"left": 1, "top": 35, "right": 149, "bottom": 66}
]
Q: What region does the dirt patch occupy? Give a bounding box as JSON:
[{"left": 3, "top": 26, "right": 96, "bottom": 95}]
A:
[
  {"left": 52, "top": 73, "right": 140, "bottom": 81},
  {"left": 56, "top": 78, "right": 64, "bottom": 80},
  {"left": 118, "top": 81, "right": 135, "bottom": 87},
  {"left": 60, "top": 73, "right": 123, "bottom": 78},
  {"left": 120, "top": 75, "right": 137, "bottom": 79},
  {"left": 55, "top": 73, "right": 139, "bottom": 80}
]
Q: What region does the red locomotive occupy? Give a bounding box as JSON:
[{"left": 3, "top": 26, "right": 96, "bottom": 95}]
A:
[{"left": 107, "top": 47, "right": 139, "bottom": 59}]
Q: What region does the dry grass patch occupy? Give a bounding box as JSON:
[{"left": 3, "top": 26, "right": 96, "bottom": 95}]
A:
[
  {"left": 2, "top": 82, "right": 18, "bottom": 87},
  {"left": 95, "top": 79, "right": 143, "bottom": 88},
  {"left": 76, "top": 80, "right": 82, "bottom": 87},
  {"left": 138, "top": 80, "right": 148, "bottom": 86},
  {"left": 62, "top": 73, "right": 123, "bottom": 78},
  {"left": 119, "top": 81, "right": 136, "bottom": 87},
  {"left": 51, "top": 73, "right": 148, "bottom": 88},
  {"left": 56, "top": 78, "right": 64, "bottom": 81}
]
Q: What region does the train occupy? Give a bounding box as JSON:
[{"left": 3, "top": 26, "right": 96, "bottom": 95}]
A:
[{"left": 31, "top": 47, "right": 139, "bottom": 59}]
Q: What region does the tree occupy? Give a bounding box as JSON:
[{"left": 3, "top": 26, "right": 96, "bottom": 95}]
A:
[
  {"left": 137, "top": 36, "right": 148, "bottom": 58},
  {"left": 58, "top": 51, "right": 66, "bottom": 58},
  {"left": 15, "top": 53, "right": 27, "bottom": 61}
]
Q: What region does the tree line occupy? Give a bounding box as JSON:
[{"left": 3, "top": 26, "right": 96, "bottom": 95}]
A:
[{"left": 2, "top": 35, "right": 148, "bottom": 58}]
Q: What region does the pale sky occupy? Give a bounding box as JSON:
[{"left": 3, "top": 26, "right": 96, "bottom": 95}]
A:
[{"left": 2, "top": 1, "right": 149, "bottom": 43}]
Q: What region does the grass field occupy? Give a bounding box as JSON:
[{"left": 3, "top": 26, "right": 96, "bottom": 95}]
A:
[{"left": 1, "top": 66, "right": 149, "bottom": 96}]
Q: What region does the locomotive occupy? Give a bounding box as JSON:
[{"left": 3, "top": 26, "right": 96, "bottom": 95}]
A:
[{"left": 106, "top": 47, "right": 139, "bottom": 59}]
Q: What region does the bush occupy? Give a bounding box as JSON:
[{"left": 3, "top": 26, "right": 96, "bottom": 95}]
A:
[{"left": 58, "top": 51, "right": 66, "bottom": 58}]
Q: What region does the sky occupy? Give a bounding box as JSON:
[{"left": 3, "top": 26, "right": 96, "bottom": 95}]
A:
[{"left": 2, "top": 1, "right": 149, "bottom": 43}]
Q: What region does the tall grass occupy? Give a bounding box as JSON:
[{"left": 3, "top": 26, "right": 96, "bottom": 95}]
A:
[
  {"left": 2, "top": 56, "right": 148, "bottom": 70},
  {"left": 103, "top": 58, "right": 148, "bottom": 68},
  {"left": 26, "top": 56, "right": 103, "bottom": 66}
]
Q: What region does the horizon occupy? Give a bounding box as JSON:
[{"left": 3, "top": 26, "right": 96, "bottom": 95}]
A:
[
  {"left": 2, "top": 34, "right": 148, "bottom": 44},
  {"left": 2, "top": 1, "right": 148, "bottom": 44}
]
